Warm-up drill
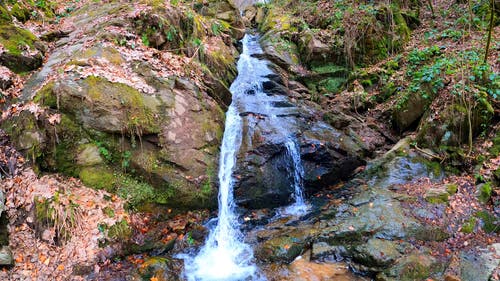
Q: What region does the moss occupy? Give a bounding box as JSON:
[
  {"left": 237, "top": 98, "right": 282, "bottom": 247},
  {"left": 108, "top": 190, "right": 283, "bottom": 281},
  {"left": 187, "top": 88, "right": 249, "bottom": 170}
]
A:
[
  {"left": 461, "top": 217, "right": 476, "bottom": 233},
  {"left": 33, "top": 81, "right": 57, "bottom": 108},
  {"left": 425, "top": 194, "right": 449, "bottom": 204},
  {"left": 475, "top": 211, "right": 499, "bottom": 233},
  {"left": 108, "top": 219, "right": 132, "bottom": 240},
  {"left": 477, "top": 182, "right": 492, "bottom": 203},
  {"left": 446, "top": 183, "right": 458, "bottom": 194},
  {"left": 11, "top": 3, "right": 31, "bottom": 22},
  {"left": 79, "top": 166, "right": 117, "bottom": 192},
  {"left": 84, "top": 76, "right": 160, "bottom": 134},
  {"left": 418, "top": 158, "right": 443, "bottom": 178},
  {"left": 0, "top": 24, "right": 38, "bottom": 56},
  {"left": 0, "top": 4, "right": 12, "bottom": 25},
  {"left": 400, "top": 261, "right": 430, "bottom": 280},
  {"left": 317, "top": 77, "right": 347, "bottom": 95}
]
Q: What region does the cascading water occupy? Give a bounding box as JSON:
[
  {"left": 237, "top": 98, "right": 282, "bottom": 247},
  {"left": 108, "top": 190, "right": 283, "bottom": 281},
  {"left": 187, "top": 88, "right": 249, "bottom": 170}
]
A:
[
  {"left": 282, "top": 138, "right": 308, "bottom": 215},
  {"left": 182, "top": 34, "right": 272, "bottom": 281}
]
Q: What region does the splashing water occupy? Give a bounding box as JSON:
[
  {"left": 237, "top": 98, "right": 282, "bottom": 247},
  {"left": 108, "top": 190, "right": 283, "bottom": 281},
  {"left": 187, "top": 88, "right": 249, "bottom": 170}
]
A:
[{"left": 182, "top": 34, "right": 272, "bottom": 281}]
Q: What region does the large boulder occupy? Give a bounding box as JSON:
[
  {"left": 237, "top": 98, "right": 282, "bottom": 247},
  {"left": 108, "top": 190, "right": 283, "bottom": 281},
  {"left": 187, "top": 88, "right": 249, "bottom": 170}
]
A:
[{"left": 2, "top": 1, "right": 244, "bottom": 210}]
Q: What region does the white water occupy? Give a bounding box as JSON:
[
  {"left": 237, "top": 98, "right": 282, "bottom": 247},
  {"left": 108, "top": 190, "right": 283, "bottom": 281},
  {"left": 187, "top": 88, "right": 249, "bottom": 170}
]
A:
[
  {"left": 183, "top": 34, "right": 271, "bottom": 281},
  {"left": 281, "top": 139, "right": 309, "bottom": 216}
]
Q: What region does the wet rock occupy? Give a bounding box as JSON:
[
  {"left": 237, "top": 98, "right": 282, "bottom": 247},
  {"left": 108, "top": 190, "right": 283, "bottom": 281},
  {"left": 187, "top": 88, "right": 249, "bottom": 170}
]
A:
[
  {"left": 311, "top": 241, "right": 346, "bottom": 261},
  {"left": 135, "top": 256, "right": 184, "bottom": 281},
  {"left": 234, "top": 119, "right": 364, "bottom": 209},
  {"left": 366, "top": 138, "right": 444, "bottom": 188},
  {"left": 253, "top": 219, "right": 318, "bottom": 264},
  {"left": 288, "top": 258, "right": 362, "bottom": 281},
  {"left": 262, "top": 80, "right": 288, "bottom": 96}
]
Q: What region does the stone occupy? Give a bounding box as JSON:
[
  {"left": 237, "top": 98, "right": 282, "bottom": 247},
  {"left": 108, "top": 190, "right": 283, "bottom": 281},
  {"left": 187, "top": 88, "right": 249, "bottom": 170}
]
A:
[
  {"left": 76, "top": 144, "right": 103, "bottom": 166},
  {"left": 352, "top": 238, "right": 401, "bottom": 267},
  {"left": 0, "top": 66, "right": 13, "bottom": 90},
  {"left": 0, "top": 246, "right": 13, "bottom": 265},
  {"left": 459, "top": 243, "right": 500, "bottom": 281}
]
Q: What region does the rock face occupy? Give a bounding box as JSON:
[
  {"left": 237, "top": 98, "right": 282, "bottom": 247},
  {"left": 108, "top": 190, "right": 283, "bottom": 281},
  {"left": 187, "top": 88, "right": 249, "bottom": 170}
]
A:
[
  {"left": 232, "top": 62, "right": 364, "bottom": 209},
  {"left": 1, "top": 1, "right": 244, "bottom": 210}
]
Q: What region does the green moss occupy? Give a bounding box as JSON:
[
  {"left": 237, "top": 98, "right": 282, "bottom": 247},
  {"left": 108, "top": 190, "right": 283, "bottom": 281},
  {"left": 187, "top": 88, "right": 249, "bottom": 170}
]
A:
[
  {"left": 475, "top": 211, "right": 499, "bottom": 233},
  {"left": 0, "top": 4, "right": 12, "bottom": 25},
  {"left": 477, "top": 182, "right": 492, "bottom": 203},
  {"left": 79, "top": 166, "right": 117, "bottom": 192},
  {"left": 33, "top": 81, "right": 57, "bottom": 108},
  {"left": 446, "top": 183, "right": 458, "bottom": 194},
  {"left": 0, "top": 24, "right": 38, "bottom": 56},
  {"left": 461, "top": 217, "right": 476, "bottom": 233},
  {"left": 425, "top": 194, "right": 449, "bottom": 204},
  {"left": 108, "top": 219, "right": 132, "bottom": 240},
  {"left": 11, "top": 3, "right": 31, "bottom": 22},
  {"left": 84, "top": 76, "right": 160, "bottom": 134},
  {"left": 317, "top": 77, "right": 347, "bottom": 94},
  {"left": 400, "top": 261, "right": 430, "bottom": 280}
]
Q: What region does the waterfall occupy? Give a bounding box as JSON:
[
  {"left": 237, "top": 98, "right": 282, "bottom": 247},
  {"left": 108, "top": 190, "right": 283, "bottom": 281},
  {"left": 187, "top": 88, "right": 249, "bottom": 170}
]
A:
[
  {"left": 281, "top": 138, "right": 308, "bottom": 216},
  {"left": 182, "top": 32, "right": 309, "bottom": 280},
  {"left": 182, "top": 34, "right": 271, "bottom": 281}
]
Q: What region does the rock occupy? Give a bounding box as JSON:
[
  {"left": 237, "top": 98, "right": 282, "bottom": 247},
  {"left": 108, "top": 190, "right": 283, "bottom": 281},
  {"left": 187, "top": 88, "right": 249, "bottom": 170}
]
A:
[
  {"left": 234, "top": 117, "right": 364, "bottom": 209},
  {"left": 378, "top": 251, "right": 440, "bottom": 281},
  {"left": 288, "top": 258, "right": 362, "bottom": 281},
  {"left": 0, "top": 24, "right": 45, "bottom": 73},
  {"left": 298, "top": 29, "right": 341, "bottom": 66},
  {"left": 424, "top": 183, "right": 458, "bottom": 204},
  {"left": 318, "top": 188, "right": 422, "bottom": 242},
  {"left": 0, "top": 246, "right": 13, "bottom": 265},
  {"left": 260, "top": 32, "right": 300, "bottom": 71},
  {"left": 135, "top": 256, "right": 184, "bottom": 281},
  {"left": 392, "top": 91, "right": 428, "bottom": 132},
  {"left": 416, "top": 100, "right": 493, "bottom": 149},
  {"left": 367, "top": 153, "right": 444, "bottom": 189},
  {"left": 76, "top": 144, "right": 103, "bottom": 166},
  {"left": 352, "top": 238, "right": 401, "bottom": 268},
  {"left": 242, "top": 5, "right": 257, "bottom": 25},
  {"left": 2, "top": 1, "right": 246, "bottom": 210},
  {"left": 0, "top": 66, "right": 13, "bottom": 90},
  {"left": 458, "top": 243, "right": 500, "bottom": 281}
]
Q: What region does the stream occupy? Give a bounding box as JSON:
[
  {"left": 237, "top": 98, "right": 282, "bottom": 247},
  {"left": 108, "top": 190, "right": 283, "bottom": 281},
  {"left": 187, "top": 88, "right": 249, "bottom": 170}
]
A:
[{"left": 182, "top": 34, "right": 308, "bottom": 281}]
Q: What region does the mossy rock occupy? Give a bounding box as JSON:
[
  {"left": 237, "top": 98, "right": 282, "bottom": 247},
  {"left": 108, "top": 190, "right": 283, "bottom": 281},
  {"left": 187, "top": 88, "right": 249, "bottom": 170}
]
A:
[
  {"left": 476, "top": 182, "right": 493, "bottom": 203},
  {"left": 79, "top": 166, "right": 117, "bottom": 192},
  {"left": 0, "top": 110, "right": 45, "bottom": 162},
  {"left": 0, "top": 24, "right": 44, "bottom": 73}
]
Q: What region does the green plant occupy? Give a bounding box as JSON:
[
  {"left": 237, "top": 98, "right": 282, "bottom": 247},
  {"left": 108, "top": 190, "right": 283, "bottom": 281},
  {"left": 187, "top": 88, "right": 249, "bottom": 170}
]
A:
[{"left": 141, "top": 33, "right": 150, "bottom": 47}]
